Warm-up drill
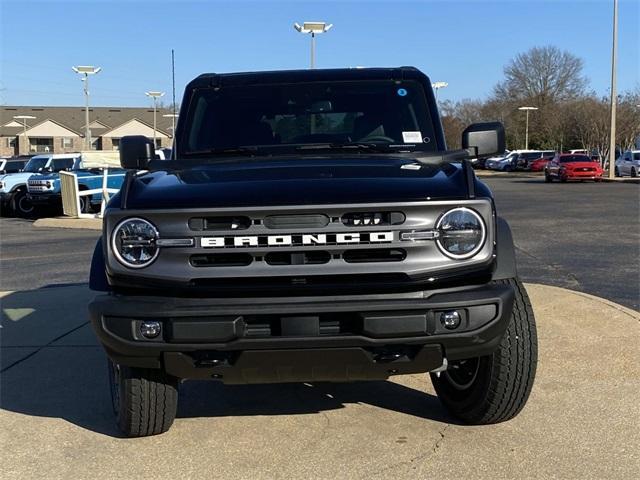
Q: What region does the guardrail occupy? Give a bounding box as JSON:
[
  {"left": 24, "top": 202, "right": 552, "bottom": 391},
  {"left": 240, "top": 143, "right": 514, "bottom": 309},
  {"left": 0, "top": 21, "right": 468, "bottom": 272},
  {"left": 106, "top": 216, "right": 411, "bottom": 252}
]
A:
[{"left": 60, "top": 169, "right": 119, "bottom": 218}]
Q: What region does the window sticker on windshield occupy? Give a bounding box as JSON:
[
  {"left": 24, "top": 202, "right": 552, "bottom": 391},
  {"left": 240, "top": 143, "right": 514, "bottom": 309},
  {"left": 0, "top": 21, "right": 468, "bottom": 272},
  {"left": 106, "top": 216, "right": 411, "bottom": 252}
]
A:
[
  {"left": 397, "top": 88, "right": 407, "bottom": 96},
  {"left": 402, "top": 131, "right": 423, "bottom": 143}
]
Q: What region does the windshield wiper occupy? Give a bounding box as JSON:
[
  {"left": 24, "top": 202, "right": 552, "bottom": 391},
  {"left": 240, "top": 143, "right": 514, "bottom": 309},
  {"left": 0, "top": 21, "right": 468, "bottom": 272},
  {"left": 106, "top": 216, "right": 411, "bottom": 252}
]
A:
[
  {"left": 185, "top": 146, "right": 267, "bottom": 156},
  {"left": 295, "top": 142, "right": 409, "bottom": 152}
]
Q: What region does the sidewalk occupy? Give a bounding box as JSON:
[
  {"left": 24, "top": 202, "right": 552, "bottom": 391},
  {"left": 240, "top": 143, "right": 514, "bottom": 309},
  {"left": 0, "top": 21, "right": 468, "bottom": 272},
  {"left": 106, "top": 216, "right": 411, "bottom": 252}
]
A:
[{"left": 1, "top": 283, "right": 638, "bottom": 479}]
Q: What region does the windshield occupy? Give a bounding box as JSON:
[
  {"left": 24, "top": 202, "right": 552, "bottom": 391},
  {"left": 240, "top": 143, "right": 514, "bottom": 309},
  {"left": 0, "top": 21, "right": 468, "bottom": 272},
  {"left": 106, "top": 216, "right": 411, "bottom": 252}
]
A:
[
  {"left": 522, "top": 152, "right": 543, "bottom": 160},
  {"left": 634, "top": 153, "right": 640, "bottom": 160},
  {"left": 181, "top": 80, "right": 437, "bottom": 156},
  {"left": 23, "top": 157, "right": 49, "bottom": 172},
  {"left": 560, "top": 155, "right": 591, "bottom": 163}
]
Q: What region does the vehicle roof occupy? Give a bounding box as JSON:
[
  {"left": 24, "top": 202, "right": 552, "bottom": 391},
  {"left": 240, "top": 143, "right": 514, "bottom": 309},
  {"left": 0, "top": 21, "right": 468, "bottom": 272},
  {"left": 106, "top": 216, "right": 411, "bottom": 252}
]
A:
[
  {"left": 30, "top": 153, "right": 81, "bottom": 160},
  {"left": 187, "top": 67, "right": 428, "bottom": 89}
]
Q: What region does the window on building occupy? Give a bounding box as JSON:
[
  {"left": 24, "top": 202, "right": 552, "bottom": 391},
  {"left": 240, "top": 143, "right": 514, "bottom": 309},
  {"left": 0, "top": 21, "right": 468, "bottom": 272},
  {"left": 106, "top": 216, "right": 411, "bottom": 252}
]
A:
[
  {"left": 111, "top": 138, "right": 120, "bottom": 150},
  {"left": 61, "top": 137, "right": 73, "bottom": 148},
  {"left": 30, "top": 138, "right": 54, "bottom": 153}
]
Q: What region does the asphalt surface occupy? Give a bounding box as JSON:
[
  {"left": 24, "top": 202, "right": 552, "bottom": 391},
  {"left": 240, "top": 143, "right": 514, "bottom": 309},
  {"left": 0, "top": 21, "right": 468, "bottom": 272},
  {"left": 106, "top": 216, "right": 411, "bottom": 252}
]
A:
[
  {"left": 483, "top": 175, "right": 640, "bottom": 310},
  {"left": 1, "top": 283, "right": 638, "bottom": 479},
  {"left": 1, "top": 174, "right": 638, "bottom": 309}
]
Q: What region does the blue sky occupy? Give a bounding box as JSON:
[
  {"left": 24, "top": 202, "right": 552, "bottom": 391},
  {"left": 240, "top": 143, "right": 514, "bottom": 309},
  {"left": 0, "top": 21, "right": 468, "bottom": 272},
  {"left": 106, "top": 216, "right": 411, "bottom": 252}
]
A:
[{"left": 1, "top": 0, "right": 638, "bottom": 107}]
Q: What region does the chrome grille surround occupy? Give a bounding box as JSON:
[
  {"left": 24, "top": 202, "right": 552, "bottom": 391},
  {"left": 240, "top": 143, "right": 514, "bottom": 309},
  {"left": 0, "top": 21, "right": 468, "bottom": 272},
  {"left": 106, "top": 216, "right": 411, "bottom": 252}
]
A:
[{"left": 104, "top": 199, "right": 495, "bottom": 283}]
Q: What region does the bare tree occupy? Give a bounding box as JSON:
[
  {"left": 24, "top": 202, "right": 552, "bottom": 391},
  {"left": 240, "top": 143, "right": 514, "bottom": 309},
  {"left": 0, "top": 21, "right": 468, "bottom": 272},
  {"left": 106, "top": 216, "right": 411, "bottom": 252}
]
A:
[{"left": 494, "top": 46, "right": 587, "bottom": 104}]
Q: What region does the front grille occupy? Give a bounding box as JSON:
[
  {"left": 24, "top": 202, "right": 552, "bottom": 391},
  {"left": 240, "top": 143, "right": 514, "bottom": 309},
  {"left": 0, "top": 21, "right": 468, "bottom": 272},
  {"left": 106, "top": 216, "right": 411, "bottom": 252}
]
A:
[
  {"left": 107, "top": 199, "right": 496, "bottom": 295},
  {"left": 28, "top": 181, "right": 50, "bottom": 193},
  {"left": 190, "top": 253, "right": 253, "bottom": 267},
  {"left": 189, "top": 216, "right": 251, "bottom": 231},
  {"left": 265, "top": 251, "right": 331, "bottom": 266},
  {"left": 343, "top": 248, "right": 406, "bottom": 263}
]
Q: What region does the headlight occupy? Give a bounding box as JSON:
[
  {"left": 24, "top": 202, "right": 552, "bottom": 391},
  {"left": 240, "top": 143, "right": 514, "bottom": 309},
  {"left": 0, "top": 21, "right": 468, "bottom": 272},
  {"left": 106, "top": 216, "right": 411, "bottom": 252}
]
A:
[
  {"left": 0, "top": 181, "right": 4, "bottom": 189},
  {"left": 436, "top": 207, "right": 486, "bottom": 259},
  {"left": 111, "top": 217, "right": 159, "bottom": 268}
]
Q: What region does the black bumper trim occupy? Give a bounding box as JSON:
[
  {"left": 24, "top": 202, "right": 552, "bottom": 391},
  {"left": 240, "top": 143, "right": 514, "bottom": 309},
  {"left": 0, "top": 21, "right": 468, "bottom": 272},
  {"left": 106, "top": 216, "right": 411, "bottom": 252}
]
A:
[{"left": 89, "top": 283, "right": 514, "bottom": 381}]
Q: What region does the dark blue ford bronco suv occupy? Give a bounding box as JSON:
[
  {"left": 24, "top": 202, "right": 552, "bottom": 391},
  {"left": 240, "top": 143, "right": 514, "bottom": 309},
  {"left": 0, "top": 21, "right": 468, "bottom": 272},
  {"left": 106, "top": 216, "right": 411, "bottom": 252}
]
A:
[{"left": 89, "top": 67, "right": 537, "bottom": 437}]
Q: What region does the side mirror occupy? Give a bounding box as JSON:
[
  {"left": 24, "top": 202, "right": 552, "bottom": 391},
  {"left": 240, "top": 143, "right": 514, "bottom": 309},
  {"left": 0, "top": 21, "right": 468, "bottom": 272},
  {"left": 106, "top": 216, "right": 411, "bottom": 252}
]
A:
[
  {"left": 462, "top": 122, "right": 506, "bottom": 158},
  {"left": 119, "top": 135, "right": 154, "bottom": 170}
]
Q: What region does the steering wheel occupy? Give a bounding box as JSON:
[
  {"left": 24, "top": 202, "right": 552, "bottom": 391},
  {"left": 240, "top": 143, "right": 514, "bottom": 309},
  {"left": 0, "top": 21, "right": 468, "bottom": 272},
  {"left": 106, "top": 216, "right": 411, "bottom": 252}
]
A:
[{"left": 358, "top": 135, "right": 396, "bottom": 144}]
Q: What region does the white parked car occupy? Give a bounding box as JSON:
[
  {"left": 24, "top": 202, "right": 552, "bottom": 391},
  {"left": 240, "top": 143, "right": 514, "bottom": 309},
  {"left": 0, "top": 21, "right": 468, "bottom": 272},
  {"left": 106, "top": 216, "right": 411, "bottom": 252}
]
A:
[
  {"left": 615, "top": 150, "right": 640, "bottom": 177},
  {"left": 485, "top": 152, "right": 519, "bottom": 171}
]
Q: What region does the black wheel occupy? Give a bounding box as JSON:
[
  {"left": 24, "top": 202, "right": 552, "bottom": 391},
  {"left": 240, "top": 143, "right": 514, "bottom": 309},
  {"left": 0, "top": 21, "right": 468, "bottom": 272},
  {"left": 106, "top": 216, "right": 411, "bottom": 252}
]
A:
[
  {"left": 560, "top": 176, "right": 567, "bottom": 183},
  {"left": 430, "top": 278, "right": 538, "bottom": 424},
  {"left": 108, "top": 359, "right": 179, "bottom": 437},
  {"left": 11, "top": 190, "right": 35, "bottom": 217},
  {"left": 614, "top": 167, "right": 620, "bottom": 177},
  {"left": 632, "top": 168, "right": 638, "bottom": 178},
  {"left": 544, "top": 172, "right": 552, "bottom": 182}
]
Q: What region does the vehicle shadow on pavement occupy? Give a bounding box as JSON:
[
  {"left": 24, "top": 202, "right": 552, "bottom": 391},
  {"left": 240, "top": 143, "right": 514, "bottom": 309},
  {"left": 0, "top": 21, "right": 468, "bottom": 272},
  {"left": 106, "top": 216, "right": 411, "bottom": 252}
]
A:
[
  {"left": 0, "top": 285, "right": 453, "bottom": 438},
  {"left": 177, "top": 379, "right": 454, "bottom": 425}
]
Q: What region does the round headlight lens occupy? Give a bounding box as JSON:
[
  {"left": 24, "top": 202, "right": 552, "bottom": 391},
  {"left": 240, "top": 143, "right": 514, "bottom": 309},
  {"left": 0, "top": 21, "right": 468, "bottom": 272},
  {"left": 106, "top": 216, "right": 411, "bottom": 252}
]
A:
[
  {"left": 436, "top": 207, "right": 486, "bottom": 259},
  {"left": 111, "top": 218, "right": 159, "bottom": 268}
]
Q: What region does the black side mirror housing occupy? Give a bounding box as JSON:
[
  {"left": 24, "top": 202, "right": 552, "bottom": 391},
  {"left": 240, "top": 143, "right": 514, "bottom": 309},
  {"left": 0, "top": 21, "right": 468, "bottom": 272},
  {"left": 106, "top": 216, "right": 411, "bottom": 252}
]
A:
[
  {"left": 119, "top": 135, "right": 154, "bottom": 170},
  {"left": 462, "top": 122, "right": 506, "bottom": 158}
]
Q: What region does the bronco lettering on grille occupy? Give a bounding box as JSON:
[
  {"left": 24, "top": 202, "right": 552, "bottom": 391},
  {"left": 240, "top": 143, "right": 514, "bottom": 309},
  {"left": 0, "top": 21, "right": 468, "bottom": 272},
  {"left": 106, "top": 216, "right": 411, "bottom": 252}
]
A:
[{"left": 201, "top": 231, "right": 394, "bottom": 248}]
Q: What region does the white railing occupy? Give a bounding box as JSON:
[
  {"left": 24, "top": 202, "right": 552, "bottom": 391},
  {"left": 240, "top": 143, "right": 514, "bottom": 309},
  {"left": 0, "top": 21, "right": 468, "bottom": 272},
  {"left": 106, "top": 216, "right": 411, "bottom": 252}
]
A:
[{"left": 60, "top": 169, "right": 119, "bottom": 219}]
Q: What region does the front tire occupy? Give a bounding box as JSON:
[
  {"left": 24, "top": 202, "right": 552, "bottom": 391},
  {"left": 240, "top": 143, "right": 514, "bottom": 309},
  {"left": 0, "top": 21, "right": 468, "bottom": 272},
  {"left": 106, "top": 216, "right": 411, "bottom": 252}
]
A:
[
  {"left": 632, "top": 168, "right": 638, "bottom": 178},
  {"left": 11, "top": 190, "right": 35, "bottom": 218},
  {"left": 430, "top": 279, "right": 537, "bottom": 424},
  {"left": 544, "top": 172, "right": 552, "bottom": 182},
  {"left": 109, "top": 360, "right": 179, "bottom": 437}
]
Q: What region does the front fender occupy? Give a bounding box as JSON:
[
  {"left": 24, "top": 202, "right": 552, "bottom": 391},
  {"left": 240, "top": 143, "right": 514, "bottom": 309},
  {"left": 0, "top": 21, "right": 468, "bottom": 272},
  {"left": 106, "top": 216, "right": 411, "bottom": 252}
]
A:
[
  {"left": 492, "top": 216, "right": 517, "bottom": 280},
  {"left": 89, "top": 238, "right": 110, "bottom": 291}
]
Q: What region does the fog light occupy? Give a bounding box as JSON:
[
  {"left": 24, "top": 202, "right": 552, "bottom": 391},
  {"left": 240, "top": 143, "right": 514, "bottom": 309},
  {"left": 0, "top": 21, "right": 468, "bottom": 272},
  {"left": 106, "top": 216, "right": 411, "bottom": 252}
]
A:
[
  {"left": 140, "top": 320, "right": 161, "bottom": 339},
  {"left": 440, "top": 311, "right": 461, "bottom": 330}
]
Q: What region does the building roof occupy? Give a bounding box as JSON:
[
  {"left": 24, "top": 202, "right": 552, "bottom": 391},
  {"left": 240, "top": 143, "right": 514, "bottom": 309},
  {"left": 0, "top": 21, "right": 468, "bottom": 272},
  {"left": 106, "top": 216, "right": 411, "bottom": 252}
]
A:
[{"left": 0, "top": 106, "right": 175, "bottom": 137}]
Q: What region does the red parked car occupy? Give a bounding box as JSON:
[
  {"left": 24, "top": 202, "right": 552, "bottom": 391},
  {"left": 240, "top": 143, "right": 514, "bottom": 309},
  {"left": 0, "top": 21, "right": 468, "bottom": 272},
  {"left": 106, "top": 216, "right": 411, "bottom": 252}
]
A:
[
  {"left": 530, "top": 156, "right": 551, "bottom": 171},
  {"left": 544, "top": 154, "right": 603, "bottom": 182}
]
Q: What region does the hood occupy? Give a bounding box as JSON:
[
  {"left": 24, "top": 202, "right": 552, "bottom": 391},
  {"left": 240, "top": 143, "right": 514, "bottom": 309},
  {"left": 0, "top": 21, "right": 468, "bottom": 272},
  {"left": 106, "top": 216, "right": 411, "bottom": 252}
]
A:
[
  {"left": 27, "top": 172, "right": 60, "bottom": 181},
  {"left": 562, "top": 162, "right": 601, "bottom": 169},
  {"left": 0, "top": 172, "right": 34, "bottom": 184},
  {"left": 116, "top": 155, "right": 481, "bottom": 210}
]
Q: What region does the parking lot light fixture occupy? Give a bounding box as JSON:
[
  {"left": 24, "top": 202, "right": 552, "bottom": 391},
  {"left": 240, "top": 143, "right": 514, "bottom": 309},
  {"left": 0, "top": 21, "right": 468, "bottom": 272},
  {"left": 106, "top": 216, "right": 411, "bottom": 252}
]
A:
[
  {"left": 518, "top": 106, "right": 538, "bottom": 150},
  {"left": 431, "top": 82, "right": 448, "bottom": 101},
  {"left": 72, "top": 66, "right": 102, "bottom": 150},
  {"left": 145, "top": 91, "right": 165, "bottom": 148},
  {"left": 13, "top": 115, "right": 36, "bottom": 154},
  {"left": 293, "top": 21, "right": 333, "bottom": 69}
]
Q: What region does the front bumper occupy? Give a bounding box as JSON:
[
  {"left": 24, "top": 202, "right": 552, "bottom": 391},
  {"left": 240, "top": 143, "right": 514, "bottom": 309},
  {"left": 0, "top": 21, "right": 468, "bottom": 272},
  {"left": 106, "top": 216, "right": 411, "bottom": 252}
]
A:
[{"left": 89, "top": 282, "right": 514, "bottom": 384}]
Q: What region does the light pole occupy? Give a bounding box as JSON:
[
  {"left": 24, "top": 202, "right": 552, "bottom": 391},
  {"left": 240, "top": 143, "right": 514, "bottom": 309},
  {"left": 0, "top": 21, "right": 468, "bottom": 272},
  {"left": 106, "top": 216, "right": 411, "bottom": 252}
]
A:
[
  {"left": 72, "top": 66, "right": 101, "bottom": 150},
  {"left": 13, "top": 115, "right": 36, "bottom": 154},
  {"left": 518, "top": 106, "right": 538, "bottom": 150},
  {"left": 294, "top": 22, "right": 333, "bottom": 69},
  {"left": 432, "top": 82, "right": 448, "bottom": 101},
  {"left": 608, "top": 0, "right": 618, "bottom": 179},
  {"left": 145, "top": 91, "right": 165, "bottom": 148}
]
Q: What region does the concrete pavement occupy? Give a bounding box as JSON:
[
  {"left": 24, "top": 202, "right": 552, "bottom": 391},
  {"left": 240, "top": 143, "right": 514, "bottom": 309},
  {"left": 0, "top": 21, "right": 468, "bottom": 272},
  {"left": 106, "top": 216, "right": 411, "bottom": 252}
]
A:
[{"left": 1, "top": 283, "right": 638, "bottom": 479}]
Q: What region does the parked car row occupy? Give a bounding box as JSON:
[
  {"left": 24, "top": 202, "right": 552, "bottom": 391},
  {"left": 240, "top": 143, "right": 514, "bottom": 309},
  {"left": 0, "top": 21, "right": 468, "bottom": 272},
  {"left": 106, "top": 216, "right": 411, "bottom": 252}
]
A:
[{"left": 0, "top": 148, "right": 170, "bottom": 217}]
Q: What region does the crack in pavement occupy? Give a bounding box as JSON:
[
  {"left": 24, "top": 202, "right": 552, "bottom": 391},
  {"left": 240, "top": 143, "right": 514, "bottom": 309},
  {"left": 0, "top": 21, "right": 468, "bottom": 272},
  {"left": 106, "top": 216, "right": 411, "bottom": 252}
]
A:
[
  {"left": 369, "top": 424, "right": 450, "bottom": 477},
  {"left": 0, "top": 321, "right": 89, "bottom": 373}
]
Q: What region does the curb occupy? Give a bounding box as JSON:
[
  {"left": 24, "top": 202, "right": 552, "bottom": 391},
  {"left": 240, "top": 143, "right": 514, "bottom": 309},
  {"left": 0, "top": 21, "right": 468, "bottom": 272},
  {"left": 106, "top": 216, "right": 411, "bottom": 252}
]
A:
[
  {"left": 527, "top": 283, "right": 640, "bottom": 319},
  {"left": 601, "top": 177, "right": 640, "bottom": 184},
  {"left": 33, "top": 217, "right": 102, "bottom": 231}
]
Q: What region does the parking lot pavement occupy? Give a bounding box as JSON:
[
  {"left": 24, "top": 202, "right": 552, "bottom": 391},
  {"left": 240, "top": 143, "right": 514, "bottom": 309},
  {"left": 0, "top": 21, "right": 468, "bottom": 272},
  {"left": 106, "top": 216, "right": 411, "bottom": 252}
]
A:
[
  {"left": 1, "top": 283, "right": 638, "bottom": 479},
  {"left": 0, "top": 217, "right": 99, "bottom": 291},
  {"left": 484, "top": 177, "right": 640, "bottom": 310}
]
